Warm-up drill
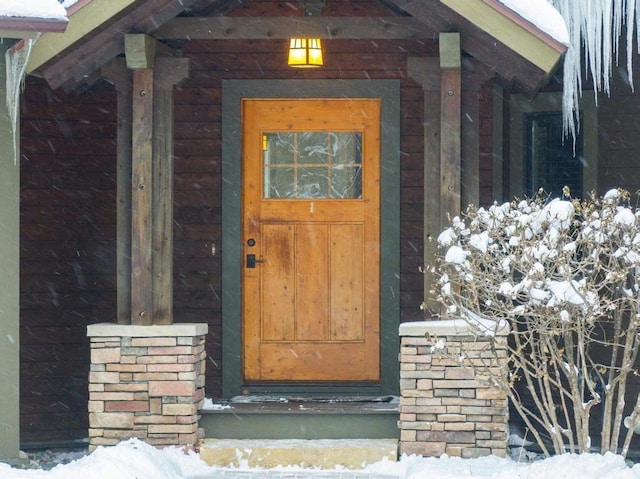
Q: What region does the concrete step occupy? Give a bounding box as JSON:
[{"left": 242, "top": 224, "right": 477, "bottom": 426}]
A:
[
  {"left": 200, "top": 397, "right": 399, "bottom": 440},
  {"left": 199, "top": 438, "right": 398, "bottom": 469}
]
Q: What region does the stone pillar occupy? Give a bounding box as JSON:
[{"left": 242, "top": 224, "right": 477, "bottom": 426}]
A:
[
  {"left": 398, "top": 320, "right": 509, "bottom": 458},
  {"left": 87, "top": 323, "right": 207, "bottom": 451}
]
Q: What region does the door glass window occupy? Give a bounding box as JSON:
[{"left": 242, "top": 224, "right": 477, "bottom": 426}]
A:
[{"left": 263, "top": 132, "right": 362, "bottom": 199}]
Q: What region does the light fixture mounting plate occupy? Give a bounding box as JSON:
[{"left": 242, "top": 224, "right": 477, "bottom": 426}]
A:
[{"left": 299, "top": 0, "right": 325, "bottom": 16}]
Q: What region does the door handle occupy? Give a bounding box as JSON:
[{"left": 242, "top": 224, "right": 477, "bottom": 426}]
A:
[{"left": 246, "top": 254, "right": 264, "bottom": 268}]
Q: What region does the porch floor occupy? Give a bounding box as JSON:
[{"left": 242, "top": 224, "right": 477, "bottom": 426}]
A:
[{"left": 201, "top": 395, "right": 399, "bottom": 439}]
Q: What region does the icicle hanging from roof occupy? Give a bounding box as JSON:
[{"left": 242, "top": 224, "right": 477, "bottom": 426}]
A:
[
  {"left": 548, "top": 0, "right": 639, "bottom": 140},
  {"left": 5, "top": 37, "right": 36, "bottom": 164}
]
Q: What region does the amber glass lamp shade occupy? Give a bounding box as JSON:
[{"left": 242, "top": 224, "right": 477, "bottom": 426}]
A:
[{"left": 288, "top": 38, "right": 323, "bottom": 68}]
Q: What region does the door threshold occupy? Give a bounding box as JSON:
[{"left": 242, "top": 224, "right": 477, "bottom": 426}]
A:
[
  {"left": 228, "top": 395, "right": 398, "bottom": 404},
  {"left": 202, "top": 396, "right": 399, "bottom": 415}
]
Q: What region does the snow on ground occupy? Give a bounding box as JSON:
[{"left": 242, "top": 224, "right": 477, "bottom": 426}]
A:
[{"left": 2, "top": 439, "right": 640, "bottom": 479}]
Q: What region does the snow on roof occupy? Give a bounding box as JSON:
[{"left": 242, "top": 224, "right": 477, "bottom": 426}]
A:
[
  {"left": 498, "top": 0, "right": 570, "bottom": 46},
  {"left": 0, "top": 0, "right": 67, "bottom": 20}
]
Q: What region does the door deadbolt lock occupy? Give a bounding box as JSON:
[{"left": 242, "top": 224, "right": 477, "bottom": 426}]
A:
[{"left": 246, "top": 254, "right": 263, "bottom": 268}]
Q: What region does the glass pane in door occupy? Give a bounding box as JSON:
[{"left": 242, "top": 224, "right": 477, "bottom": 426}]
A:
[{"left": 263, "top": 132, "right": 362, "bottom": 199}]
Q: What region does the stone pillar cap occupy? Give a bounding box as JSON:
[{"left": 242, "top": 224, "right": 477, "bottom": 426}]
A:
[
  {"left": 87, "top": 322, "right": 208, "bottom": 338},
  {"left": 399, "top": 317, "right": 509, "bottom": 337}
]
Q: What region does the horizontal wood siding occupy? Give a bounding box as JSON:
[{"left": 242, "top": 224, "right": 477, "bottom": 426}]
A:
[
  {"left": 598, "top": 88, "right": 640, "bottom": 192},
  {"left": 20, "top": 79, "right": 117, "bottom": 443}
]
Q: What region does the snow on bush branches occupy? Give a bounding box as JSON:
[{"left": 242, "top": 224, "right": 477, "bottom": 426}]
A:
[{"left": 432, "top": 188, "right": 640, "bottom": 457}]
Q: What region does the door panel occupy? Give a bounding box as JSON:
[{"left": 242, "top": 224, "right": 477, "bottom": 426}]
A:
[
  {"left": 330, "top": 223, "right": 364, "bottom": 341},
  {"left": 242, "top": 98, "right": 380, "bottom": 383},
  {"left": 261, "top": 224, "right": 295, "bottom": 341},
  {"left": 294, "top": 224, "right": 330, "bottom": 341}
]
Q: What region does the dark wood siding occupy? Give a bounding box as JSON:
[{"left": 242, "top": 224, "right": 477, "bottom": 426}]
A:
[
  {"left": 20, "top": 79, "right": 118, "bottom": 443},
  {"left": 598, "top": 86, "right": 640, "bottom": 192},
  {"left": 19, "top": 0, "right": 439, "bottom": 443}
]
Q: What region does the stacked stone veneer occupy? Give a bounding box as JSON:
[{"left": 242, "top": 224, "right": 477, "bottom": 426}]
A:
[
  {"left": 86, "top": 323, "right": 208, "bottom": 451},
  {"left": 398, "top": 320, "right": 509, "bottom": 458}
]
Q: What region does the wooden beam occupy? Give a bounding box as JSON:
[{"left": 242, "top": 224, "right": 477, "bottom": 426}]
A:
[
  {"left": 151, "top": 57, "right": 189, "bottom": 325},
  {"left": 36, "top": 0, "right": 199, "bottom": 90},
  {"left": 26, "top": 0, "right": 138, "bottom": 74},
  {"left": 125, "top": 34, "right": 181, "bottom": 70},
  {"left": 461, "top": 59, "right": 488, "bottom": 210},
  {"left": 154, "top": 16, "right": 432, "bottom": 40},
  {"left": 461, "top": 84, "right": 480, "bottom": 210},
  {"left": 408, "top": 56, "right": 441, "bottom": 316},
  {"left": 101, "top": 58, "right": 133, "bottom": 325},
  {"left": 387, "top": 0, "right": 549, "bottom": 93},
  {"left": 125, "top": 34, "right": 156, "bottom": 70},
  {"left": 491, "top": 84, "right": 505, "bottom": 201},
  {"left": 131, "top": 68, "right": 154, "bottom": 325},
  {"left": 439, "top": 32, "right": 461, "bottom": 69},
  {"left": 439, "top": 33, "right": 461, "bottom": 228}
]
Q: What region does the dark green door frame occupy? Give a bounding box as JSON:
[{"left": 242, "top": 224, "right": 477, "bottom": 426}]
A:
[{"left": 221, "top": 79, "right": 400, "bottom": 397}]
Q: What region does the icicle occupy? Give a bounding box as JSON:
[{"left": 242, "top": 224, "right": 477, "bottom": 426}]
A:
[
  {"left": 5, "top": 37, "right": 37, "bottom": 164},
  {"left": 603, "top": 0, "right": 613, "bottom": 94},
  {"left": 627, "top": 0, "right": 637, "bottom": 90},
  {"left": 552, "top": 0, "right": 583, "bottom": 141},
  {"left": 613, "top": 0, "right": 623, "bottom": 58},
  {"left": 636, "top": 0, "right": 640, "bottom": 56},
  {"left": 548, "top": 0, "right": 640, "bottom": 141}
]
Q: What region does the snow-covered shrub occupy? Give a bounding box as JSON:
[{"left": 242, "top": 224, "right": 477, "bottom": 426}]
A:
[{"left": 431, "top": 188, "right": 640, "bottom": 457}]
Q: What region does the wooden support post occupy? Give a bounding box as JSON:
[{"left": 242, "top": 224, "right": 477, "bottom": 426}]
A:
[
  {"left": 131, "top": 68, "right": 155, "bottom": 325},
  {"left": 104, "top": 36, "right": 189, "bottom": 326},
  {"left": 439, "top": 32, "right": 461, "bottom": 228},
  {"left": 408, "top": 57, "right": 441, "bottom": 316},
  {"left": 152, "top": 57, "right": 189, "bottom": 324},
  {"left": 492, "top": 84, "right": 505, "bottom": 202},
  {"left": 461, "top": 66, "right": 482, "bottom": 210},
  {"left": 113, "top": 33, "right": 189, "bottom": 326},
  {"left": 101, "top": 58, "right": 133, "bottom": 325}
]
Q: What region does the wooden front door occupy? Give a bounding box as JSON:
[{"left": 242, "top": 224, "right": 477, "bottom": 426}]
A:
[{"left": 242, "top": 98, "right": 381, "bottom": 383}]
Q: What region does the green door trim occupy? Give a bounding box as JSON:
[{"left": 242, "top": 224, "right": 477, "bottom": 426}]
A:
[{"left": 221, "top": 79, "right": 400, "bottom": 397}]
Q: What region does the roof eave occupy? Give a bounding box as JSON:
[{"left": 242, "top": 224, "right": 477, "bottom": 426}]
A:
[
  {"left": 440, "top": 0, "right": 567, "bottom": 78},
  {"left": 25, "top": 0, "right": 139, "bottom": 75},
  {"left": 0, "top": 16, "right": 68, "bottom": 39}
]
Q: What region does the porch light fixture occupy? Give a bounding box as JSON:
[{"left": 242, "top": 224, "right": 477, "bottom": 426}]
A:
[{"left": 288, "top": 38, "right": 323, "bottom": 68}]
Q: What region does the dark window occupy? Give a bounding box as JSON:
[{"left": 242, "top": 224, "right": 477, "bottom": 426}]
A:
[{"left": 524, "top": 112, "right": 583, "bottom": 198}]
